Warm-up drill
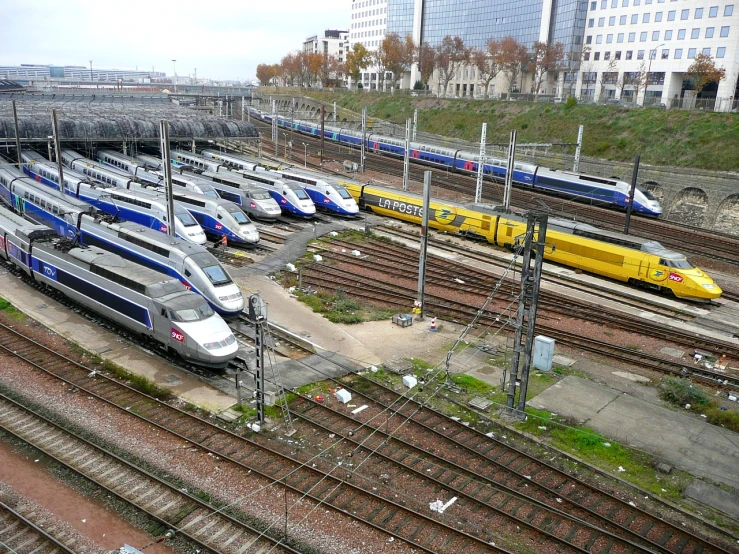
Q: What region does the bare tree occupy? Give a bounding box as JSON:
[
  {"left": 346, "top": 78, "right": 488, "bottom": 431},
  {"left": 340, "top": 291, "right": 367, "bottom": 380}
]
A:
[
  {"left": 628, "top": 60, "right": 648, "bottom": 104},
  {"left": 597, "top": 58, "right": 618, "bottom": 102},
  {"left": 498, "top": 36, "right": 529, "bottom": 93},
  {"left": 372, "top": 45, "right": 388, "bottom": 91},
  {"left": 435, "top": 35, "right": 470, "bottom": 96}
]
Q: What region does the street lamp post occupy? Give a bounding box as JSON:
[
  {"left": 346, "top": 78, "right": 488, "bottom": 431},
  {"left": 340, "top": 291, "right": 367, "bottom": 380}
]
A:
[
  {"left": 646, "top": 43, "right": 665, "bottom": 105},
  {"left": 172, "top": 59, "right": 177, "bottom": 93}
]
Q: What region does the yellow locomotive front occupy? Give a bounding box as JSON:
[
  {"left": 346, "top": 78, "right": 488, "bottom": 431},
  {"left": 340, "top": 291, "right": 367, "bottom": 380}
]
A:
[{"left": 645, "top": 254, "right": 723, "bottom": 301}]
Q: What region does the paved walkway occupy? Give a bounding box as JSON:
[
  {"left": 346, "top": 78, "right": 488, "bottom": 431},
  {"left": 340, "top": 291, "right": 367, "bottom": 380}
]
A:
[{"left": 529, "top": 376, "right": 739, "bottom": 492}]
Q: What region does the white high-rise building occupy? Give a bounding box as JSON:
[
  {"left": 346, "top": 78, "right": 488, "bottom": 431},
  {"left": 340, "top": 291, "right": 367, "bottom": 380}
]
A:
[
  {"left": 575, "top": 0, "right": 739, "bottom": 109},
  {"left": 349, "top": 0, "right": 389, "bottom": 88}
]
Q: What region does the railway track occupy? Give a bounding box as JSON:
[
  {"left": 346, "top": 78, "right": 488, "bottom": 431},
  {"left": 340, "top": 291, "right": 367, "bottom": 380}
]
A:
[
  {"left": 0, "top": 500, "right": 78, "bottom": 554},
  {"left": 290, "top": 376, "right": 736, "bottom": 554},
  {"left": 0, "top": 322, "right": 511, "bottom": 554},
  {"left": 299, "top": 263, "right": 739, "bottom": 389},
  {"left": 321, "top": 237, "right": 739, "bottom": 360},
  {"left": 0, "top": 393, "right": 300, "bottom": 554},
  {"left": 250, "top": 123, "right": 739, "bottom": 266}
]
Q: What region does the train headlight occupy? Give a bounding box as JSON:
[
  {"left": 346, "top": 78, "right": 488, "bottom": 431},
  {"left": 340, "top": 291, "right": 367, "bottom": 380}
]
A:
[
  {"left": 203, "top": 334, "right": 236, "bottom": 350},
  {"left": 702, "top": 284, "right": 715, "bottom": 289}
]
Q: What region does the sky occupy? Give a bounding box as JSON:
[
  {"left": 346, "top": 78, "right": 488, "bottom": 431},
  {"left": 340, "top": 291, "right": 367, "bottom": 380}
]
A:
[{"left": 0, "top": 0, "right": 350, "bottom": 82}]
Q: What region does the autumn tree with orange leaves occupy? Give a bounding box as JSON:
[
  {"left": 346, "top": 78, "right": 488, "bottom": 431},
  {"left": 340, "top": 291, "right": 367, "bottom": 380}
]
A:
[
  {"left": 528, "top": 41, "right": 565, "bottom": 97},
  {"left": 415, "top": 42, "right": 436, "bottom": 88},
  {"left": 380, "top": 33, "right": 416, "bottom": 88},
  {"left": 498, "top": 36, "right": 529, "bottom": 93}
]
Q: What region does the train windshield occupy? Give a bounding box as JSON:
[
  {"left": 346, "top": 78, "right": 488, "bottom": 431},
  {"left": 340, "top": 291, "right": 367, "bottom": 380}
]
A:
[
  {"left": 228, "top": 208, "right": 251, "bottom": 224},
  {"left": 637, "top": 187, "right": 657, "bottom": 200},
  {"left": 290, "top": 186, "right": 310, "bottom": 200},
  {"left": 171, "top": 302, "right": 215, "bottom": 322},
  {"left": 249, "top": 190, "right": 271, "bottom": 200},
  {"left": 659, "top": 258, "right": 694, "bottom": 269},
  {"left": 175, "top": 210, "right": 199, "bottom": 227},
  {"left": 190, "top": 253, "right": 233, "bottom": 285},
  {"left": 334, "top": 186, "right": 352, "bottom": 199},
  {"left": 202, "top": 189, "right": 219, "bottom": 198}
]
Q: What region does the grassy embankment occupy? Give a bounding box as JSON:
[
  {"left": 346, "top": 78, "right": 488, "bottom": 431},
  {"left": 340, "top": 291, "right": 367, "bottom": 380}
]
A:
[{"left": 297, "top": 90, "right": 739, "bottom": 172}]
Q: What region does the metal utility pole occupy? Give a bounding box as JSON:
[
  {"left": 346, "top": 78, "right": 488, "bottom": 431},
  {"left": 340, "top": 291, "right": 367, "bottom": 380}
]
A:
[
  {"left": 360, "top": 107, "right": 367, "bottom": 172},
  {"left": 247, "top": 294, "right": 268, "bottom": 425},
  {"left": 11, "top": 101, "right": 22, "bottom": 168},
  {"left": 474, "top": 123, "right": 487, "bottom": 203},
  {"left": 402, "top": 118, "right": 411, "bottom": 191},
  {"left": 50, "top": 110, "right": 65, "bottom": 191},
  {"left": 290, "top": 97, "right": 295, "bottom": 147},
  {"left": 573, "top": 125, "right": 584, "bottom": 172},
  {"left": 159, "top": 120, "right": 176, "bottom": 238},
  {"left": 502, "top": 130, "right": 517, "bottom": 211},
  {"left": 624, "top": 154, "right": 640, "bottom": 235},
  {"left": 412, "top": 109, "right": 418, "bottom": 141},
  {"left": 333, "top": 101, "right": 337, "bottom": 124},
  {"left": 320, "top": 105, "right": 325, "bottom": 165},
  {"left": 505, "top": 212, "right": 548, "bottom": 417},
  {"left": 416, "top": 171, "right": 432, "bottom": 321},
  {"left": 241, "top": 96, "right": 245, "bottom": 121}
]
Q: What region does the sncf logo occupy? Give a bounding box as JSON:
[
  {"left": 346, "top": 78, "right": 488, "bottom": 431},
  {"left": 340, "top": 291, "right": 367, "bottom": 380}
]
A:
[
  {"left": 215, "top": 223, "right": 223, "bottom": 230},
  {"left": 171, "top": 329, "right": 185, "bottom": 342},
  {"left": 668, "top": 272, "right": 684, "bottom": 283}
]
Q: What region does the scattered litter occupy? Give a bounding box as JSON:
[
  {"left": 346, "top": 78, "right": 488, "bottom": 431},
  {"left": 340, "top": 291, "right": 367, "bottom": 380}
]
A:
[
  {"left": 82, "top": 519, "right": 86, "bottom": 523},
  {"left": 329, "top": 434, "right": 335, "bottom": 438},
  {"left": 335, "top": 389, "right": 352, "bottom": 404},
  {"left": 351, "top": 250, "right": 361, "bottom": 257},
  {"left": 618, "top": 466, "right": 626, "bottom": 472},
  {"left": 347, "top": 404, "right": 356, "bottom": 408},
  {"left": 313, "top": 254, "right": 323, "bottom": 262},
  {"left": 453, "top": 278, "right": 465, "bottom": 284},
  {"left": 661, "top": 488, "right": 667, "bottom": 492},
  {"left": 314, "top": 396, "right": 325, "bottom": 402},
  {"left": 538, "top": 426, "right": 547, "bottom": 431},
  {"left": 285, "top": 263, "right": 296, "bottom": 272},
  {"left": 450, "top": 416, "right": 460, "bottom": 422},
  {"left": 556, "top": 498, "right": 562, "bottom": 503},
  {"left": 485, "top": 432, "right": 495, "bottom": 438},
  {"left": 34, "top": 459, "right": 39, "bottom": 463},
  {"left": 603, "top": 442, "right": 611, "bottom": 447},
  {"left": 351, "top": 405, "right": 368, "bottom": 415},
  {"left": 700, "top": 414, "right": 707, "bottom": 418},
  {"left": 251, "top": 423, "right": 261, "bottom": 433},
  {"left": 388, "top": 537, "right": 394, "bottom": 542},
  {"left": 88, "top": 371, "right": 97, "bottom": 378},
  {"left": 403, "top": 375, "right": 418, "bottom": 389},
  {"left": 628, "top": 501, "right": 636, "bottom": 507},
  {"left": 370, "top": 365, "right": 378, "bottom": 373},
  {"left": 524, "top": 475, "right": 531, "bottom": 480},
  {"left": 685, "top": 404, "right": 691, "bottom": 410},
  {"left": 644, "top": 496, "right": 649, "bottom": 499},
  {"left": 330, "top": 231, "right": 338, "bottom": 236},
  {"left": 429, "top": 496, "right": 458, "bottom": 513}
]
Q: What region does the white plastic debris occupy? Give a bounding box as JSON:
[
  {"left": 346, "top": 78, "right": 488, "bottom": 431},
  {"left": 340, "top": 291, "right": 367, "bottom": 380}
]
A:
[
  {"left": 313, "top": 254, "right": 323, "bottom": 262},
  {"left": 82, "top": 519, "right": 87, "bottom": 523},
  {"left": 251, "top": 423, "right": 261, "bottom": 433},
  {"left": 618, "top": 466, "right": 626, "bottom": 472},
  {"left": 335, "top": 389, "right": 352, "bottom": 404},
  {"left": 538, "top": 426, "right": 547, "bottom": 430},
  {"left": 453, "top": 278, "right": 465, "bottom": 284},
  {"left": 287, "top": 286, "right": 296, "bottom": 294},
  {"left": 429, "top": 497, "right": 458, "bottom": 513},
  {"left": 403, "top": 375, "right": 418, "bottom": 389},
  {"left": 330, "top": 231, "right": 339, "bottom": 236},
  {"left": 603, "top": 442, "right": 611, "bottom": 447},
  {"left": 685, "top": 404, "right": 691, "bottom": 410},
  {"left": 351, "top": 250, "right": 361, "bottom": 257},
  {"left": 351, "top": 405, "right": 368, "bottom": 414},
  {"left": 628, "top": 501, "right": 636, "bottom": 507},
  {"left": 370, "top": 365, "right": 378, "bottom": 373},
  {"left": 556, "top": 498, "right": 562, "bottom": 503},
  {"left": 285, "top": 263, "right": 296, "bottom": 272}
]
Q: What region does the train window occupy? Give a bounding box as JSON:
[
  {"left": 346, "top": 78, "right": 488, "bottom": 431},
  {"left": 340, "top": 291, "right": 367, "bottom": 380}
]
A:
[
  {"left": 185, "top": 269, "right": 191, "bottom": 277},
  {"left": 228, "top": 208, "right": 250, "bottom": 224}
]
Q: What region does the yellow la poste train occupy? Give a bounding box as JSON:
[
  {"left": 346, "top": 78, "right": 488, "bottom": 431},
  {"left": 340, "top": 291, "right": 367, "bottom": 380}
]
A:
[{"left": 340, "top": 182, "right": 722, "bottom": 301}]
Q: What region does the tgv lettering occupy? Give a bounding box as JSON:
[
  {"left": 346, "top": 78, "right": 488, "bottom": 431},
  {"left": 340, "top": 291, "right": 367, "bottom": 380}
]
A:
[{"left": 378, "top": 198, "right": 423, "bottom": 218}]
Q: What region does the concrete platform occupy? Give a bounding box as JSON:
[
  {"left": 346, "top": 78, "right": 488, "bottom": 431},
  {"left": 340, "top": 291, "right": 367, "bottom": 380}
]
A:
[{"left": 529, "top": 376, "right": 739, "bottom": 494}]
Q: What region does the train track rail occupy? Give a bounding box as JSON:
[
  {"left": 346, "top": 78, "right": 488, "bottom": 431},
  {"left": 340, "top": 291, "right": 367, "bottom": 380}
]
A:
[
  {"left": 299, "top": 264, "right": 739, "bottom": 389},
  {"left": 0, "top": 322, "right": 511, "bottom": 554},
  {"left": 0, "top": 500, "right": 78, "bottom": 554},
  {"left": 290, "top": 377, "right": 736, "bottom": 554},
  {"left": 320, "top": 237, "right": 739, "bottom": 360},
  {"left": 0, "top": 392, "right": 301, "bottom": 554}
]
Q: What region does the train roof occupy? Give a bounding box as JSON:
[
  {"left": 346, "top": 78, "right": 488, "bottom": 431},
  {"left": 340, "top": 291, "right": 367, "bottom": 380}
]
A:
[
  {"left": 0, "top": 204, "right": 56, "bottom": 240},
  {"left": 503, "top": 212, "right": 684, "bottom": 258},
  {"left": 69, "top": 245, "right": 187, "bottom": 297}
]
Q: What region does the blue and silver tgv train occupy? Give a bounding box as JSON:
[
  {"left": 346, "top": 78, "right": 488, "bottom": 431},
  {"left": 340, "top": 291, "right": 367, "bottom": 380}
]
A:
[
  {"left": 189, "top": 170, "right": 282, "bottom": 222},
  {"left": 23, "top": 153, "right": 207, "bottom": 245},
  {"left": 168, "top": 189, "right": 260, "bottom": 247},
  {"left": 0, "top": 205, "right": 238, "bottom": 368},
  {"left": 200, "top": 150, "right": 358, "bottom": 217},
  {"left": 232, "top": 169, "right": 316, "bottom": 218},
  {"left": 252, "top": 110, "right": 662, "bottom": 217}
]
